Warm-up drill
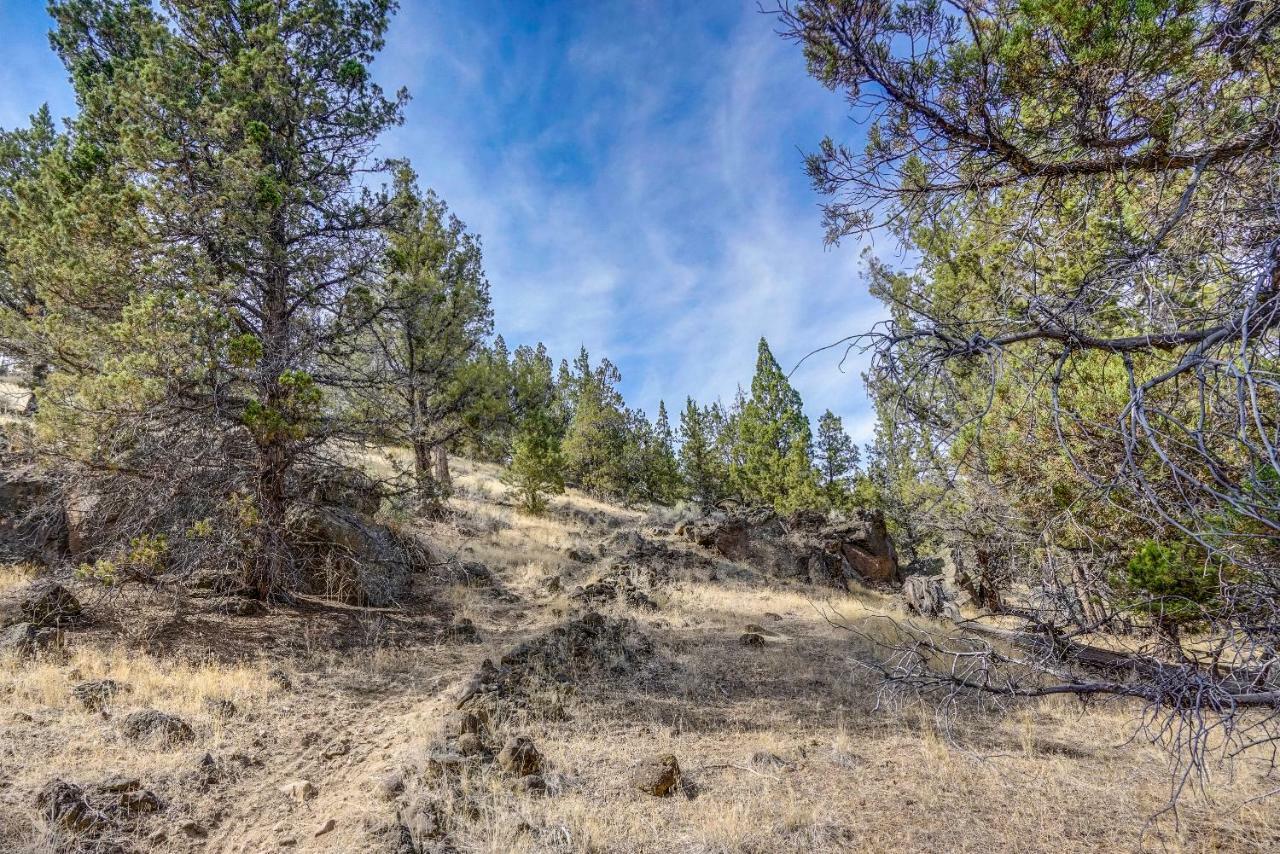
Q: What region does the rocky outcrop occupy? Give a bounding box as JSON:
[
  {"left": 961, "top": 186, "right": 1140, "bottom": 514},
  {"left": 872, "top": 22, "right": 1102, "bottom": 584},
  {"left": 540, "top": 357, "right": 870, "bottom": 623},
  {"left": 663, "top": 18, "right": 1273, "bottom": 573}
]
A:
[
  {"left": 287, "top": 505, "right": 430, "bottom": 606},
  {"left": 0, "top": 465, "right": 67, "bottom": 561},
  {"left": 1, "top": 581, "right": 81, "bottom": 632},
  {"left": 120, "top": 710, "right": 195, "bottom": 744},
  {"left": 456, "top": 612, "right": 665, "bottom": 719},
  {"left": 678, "top": 507, "right": 900, "bottom": 588},
  {"left": 630, "top": 754, "right": 681, "bottom": 796}
]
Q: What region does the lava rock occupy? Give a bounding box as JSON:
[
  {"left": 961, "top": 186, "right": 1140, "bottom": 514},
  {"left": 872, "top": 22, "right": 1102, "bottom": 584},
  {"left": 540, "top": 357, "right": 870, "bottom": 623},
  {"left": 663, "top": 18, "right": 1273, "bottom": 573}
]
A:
[{"left": 630, "top": 754, "right": 681, "bottom": 797}]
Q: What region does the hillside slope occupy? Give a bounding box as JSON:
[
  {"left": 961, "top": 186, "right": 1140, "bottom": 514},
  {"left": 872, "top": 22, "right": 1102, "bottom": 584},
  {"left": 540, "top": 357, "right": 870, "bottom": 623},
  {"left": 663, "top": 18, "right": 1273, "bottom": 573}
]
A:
[{"left": 1, "top": 457, "right": 1277, "bottom": 853}]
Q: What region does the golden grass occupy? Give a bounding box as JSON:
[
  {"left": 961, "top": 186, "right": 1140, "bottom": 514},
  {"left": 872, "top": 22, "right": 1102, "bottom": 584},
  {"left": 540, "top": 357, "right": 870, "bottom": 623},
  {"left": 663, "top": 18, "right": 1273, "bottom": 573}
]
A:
[{"left": 0, "top": 453, "right": 1276, "bottom": 852}]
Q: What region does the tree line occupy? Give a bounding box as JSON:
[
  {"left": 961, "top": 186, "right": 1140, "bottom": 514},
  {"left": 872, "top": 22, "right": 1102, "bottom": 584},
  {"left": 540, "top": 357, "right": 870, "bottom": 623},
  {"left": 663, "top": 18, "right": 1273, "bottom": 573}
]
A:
[
  {"left": 0, "top": 0, "right": 873, "bottom": 602},
  {"left": 477, "top": 335, "right": 866, "bottom": 515}
]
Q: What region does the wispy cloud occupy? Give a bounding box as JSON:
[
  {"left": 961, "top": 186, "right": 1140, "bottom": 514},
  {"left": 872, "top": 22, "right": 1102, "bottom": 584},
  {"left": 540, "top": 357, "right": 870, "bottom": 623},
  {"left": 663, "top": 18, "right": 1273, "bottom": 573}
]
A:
[
  {"left": 374, "top": 1, "right": 889, "bottom": 440},
  {"left": 2, "top": 0, "right": 891, "bottom": 442}
]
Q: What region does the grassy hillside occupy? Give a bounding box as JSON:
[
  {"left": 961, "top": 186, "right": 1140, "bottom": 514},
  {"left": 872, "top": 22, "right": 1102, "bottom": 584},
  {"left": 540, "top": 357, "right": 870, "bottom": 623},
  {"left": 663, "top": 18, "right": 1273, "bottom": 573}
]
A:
[{"left": 1, "top": 457, "right": 1276, "bottom": 853}]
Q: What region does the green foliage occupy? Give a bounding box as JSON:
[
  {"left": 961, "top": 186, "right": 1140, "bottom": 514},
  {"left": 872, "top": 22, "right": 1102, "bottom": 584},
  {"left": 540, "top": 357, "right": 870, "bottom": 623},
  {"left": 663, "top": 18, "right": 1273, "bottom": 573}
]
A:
[
  {"left": 505, "top": 411, "right": 564, "bottom": 513},
  {"left": 729, "top": 338, "right": 821, "bottom": 514},
  {"left": 560, "top": 348, "right": 631, "bottom": 497},
  {"left": 1120, "top": 540, "right": 1219, "bottom": 627},
  {"left": 76, "top": 532, "right": 169, "bottom": 586},
  {"left": 678, "top": 397, "right": 728, "bottom": 506},
  {"left": 814, "top": 409, "right": 860, "bottom": 509}
]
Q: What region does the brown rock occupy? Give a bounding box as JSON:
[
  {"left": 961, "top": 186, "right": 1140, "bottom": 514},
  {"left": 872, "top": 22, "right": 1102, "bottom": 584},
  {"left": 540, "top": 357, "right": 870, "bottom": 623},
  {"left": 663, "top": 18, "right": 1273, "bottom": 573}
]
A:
[
  {"left": 496, "top": 735, "right": 542, "bottom": 777},
  {"left": 36, "top": 780, "right": 103, "bottom": 832},
  {"left": 630, "top": 754, "right": 681, "bottom": 796},
  {"left": 456, "top": 732, "right": 486, "bottom": 756},
  {"left": 73, "top": 679, "right": 128, "bottom": 712},
  {"left": 447, "top": 710, "right": 487, "bottom": 737},
  {"left": 739, "top": 632, "right": 766, "bottom": 647},
  {"left": 280, "top": 779, "right": 318, "bottom": 802},
  {"left": 16, "top": 581, "right": 81, "bottom": 627}
]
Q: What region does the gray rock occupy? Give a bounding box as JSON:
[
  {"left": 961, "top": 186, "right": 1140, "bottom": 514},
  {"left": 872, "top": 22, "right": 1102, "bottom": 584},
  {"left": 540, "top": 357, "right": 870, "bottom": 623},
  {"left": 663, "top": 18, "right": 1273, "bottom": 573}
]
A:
[
  {"left": 398, "top": 797, "right": 445, "bottom": 841},
  {"left": 496, "top": 735, "right": 542, "bottom": 777},
  {"left": 0, "top": 621, "right": 59, "bottom": 657},
  {"left": 280, "top": 779, "right": 317, "bottom": 802},
  {"left": 36, "top": 779, "right": 103, "bottom": 832},
  {"left": 456, "top": 732, "right": 486, "bottom": 756},
  {"left": 16, "top": 581, "right": 80, "bottom": 627}
]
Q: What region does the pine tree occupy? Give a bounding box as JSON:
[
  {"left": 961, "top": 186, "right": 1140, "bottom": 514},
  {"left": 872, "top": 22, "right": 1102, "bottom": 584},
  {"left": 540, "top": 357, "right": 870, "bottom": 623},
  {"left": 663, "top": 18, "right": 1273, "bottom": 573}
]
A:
[
  {"left": 814, "top": 409, "right": 860, "bottom": 508},
  {"left": 506, "top": 411, "right": 564, "bottom": 513},
  {"left": 0, "top": 105, "right": 59, "bottom": 401},
  {"left": 503, "top": 342, "right": 563, "bottom": 512},
  {"left": 350, "top": 163, "right": 493, "bottom": 509},
  {"left": 32, "top": 0, "right": 408, "bottom": 597},
  {"left": 679, "top": 397, "right": 727, "bottom": 506},
  {"left": 731, "top": 338, "right": 821, "bottom": 513},
  {"left": 561, "top": 348, "right": 629, "bottom": 496},
  {"left": 649, "top": 400, "right": 683, "bottom": 502}
]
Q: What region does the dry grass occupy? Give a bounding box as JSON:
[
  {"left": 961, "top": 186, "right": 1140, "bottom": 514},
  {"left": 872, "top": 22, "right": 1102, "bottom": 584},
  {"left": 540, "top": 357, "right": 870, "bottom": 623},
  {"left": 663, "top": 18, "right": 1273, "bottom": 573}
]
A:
[{"left": 0, "top": 455, "right": 1277, "bottom": 852}]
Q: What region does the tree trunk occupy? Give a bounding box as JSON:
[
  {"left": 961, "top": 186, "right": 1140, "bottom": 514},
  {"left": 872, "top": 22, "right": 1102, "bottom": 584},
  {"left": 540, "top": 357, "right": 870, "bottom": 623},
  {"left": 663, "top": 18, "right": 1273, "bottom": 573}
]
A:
[
  {"left": 432, "top": 444, "right": 451, "bottom": 494},
  {"left": 412, "top": 439, "right": 433, "bottom": 509},
  {"left": 22, "top": 361, "right": 47, "bottom": 416},
  {"left": 253, "top": 437, "right": 290, "bottom": 600}
]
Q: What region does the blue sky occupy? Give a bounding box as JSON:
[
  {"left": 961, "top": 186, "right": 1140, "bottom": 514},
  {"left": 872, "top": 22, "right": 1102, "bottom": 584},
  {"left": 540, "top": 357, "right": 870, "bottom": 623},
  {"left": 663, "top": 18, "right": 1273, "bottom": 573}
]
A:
[{"left": 0, "top": 0, "right": 889, "bottom": 441}]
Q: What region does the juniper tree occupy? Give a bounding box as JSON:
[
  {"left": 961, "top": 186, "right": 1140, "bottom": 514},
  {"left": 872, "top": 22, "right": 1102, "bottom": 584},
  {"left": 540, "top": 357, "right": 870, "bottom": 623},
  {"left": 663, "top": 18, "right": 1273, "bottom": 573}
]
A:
[
  {"left": 0, "top": 106, "right": 59, "bottom": 401},
  {"left": 731, "top": 338, "right": 821, "bottom": 513},
  {"left": 648, "top": 400, "right": 683, "bottom": 503},
  {"left": 561, "top": 347, "right": 630, "bottom": 497},
  {"left": 814, "top": 409, "right": 859, "bottom": 508},
  {"left": 29, "top": 0, "right": 407, "bottom": 597},
  {"left": 679, "top": 397, "right": 728, "bottom": 506},
  {"left": 504, "top": 342, "right": 564, "bottom": 512},
  {"left": 780, "top": 0, "right": 1280, "bottom": 769},
  {"left": 347, "top": 164, "right": 493, "bottom": 510}
]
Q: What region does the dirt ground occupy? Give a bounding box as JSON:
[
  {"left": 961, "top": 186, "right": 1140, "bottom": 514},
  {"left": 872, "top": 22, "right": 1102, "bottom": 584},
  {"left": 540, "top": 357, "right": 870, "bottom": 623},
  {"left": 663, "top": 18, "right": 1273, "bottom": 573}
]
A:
[{"left": 1, "top": 457, "right": 1278, "bottom": 853}]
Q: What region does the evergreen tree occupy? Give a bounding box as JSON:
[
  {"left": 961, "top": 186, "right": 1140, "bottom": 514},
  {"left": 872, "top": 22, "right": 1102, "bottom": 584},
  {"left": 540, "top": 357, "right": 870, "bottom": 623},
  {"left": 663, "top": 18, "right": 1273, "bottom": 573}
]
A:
[
  {"left": 619, "top": 401, "right": 682, "bottom": 505},
  {"left": 506, "top": 411, "right": 564, "bottom": 513},
  {"left": 731, "top": 338, "right": 821, "bottom": 513},
  {"left": 649, "top": 400, "right": 683, "bottom": 503},
  {"left": 504, "top": 341, "right": 563, "bottom": 512},
  {"left": 678, "top": 397, "right": 727, "bottom": 506},
  {"left": 31, "top": 0, "right": 407, "bottom": 597},
  {"left": 350, "top": 164, "right": 493, "bottom": 509},
  {"left": 0, "top": 105, "right": 59, "bottom": 400},
  {"left": 814, "top": 409, "right": 860, "bottom": 508},
  {"left": 561, "top": 347, "right": 629, "bottom": 496}
]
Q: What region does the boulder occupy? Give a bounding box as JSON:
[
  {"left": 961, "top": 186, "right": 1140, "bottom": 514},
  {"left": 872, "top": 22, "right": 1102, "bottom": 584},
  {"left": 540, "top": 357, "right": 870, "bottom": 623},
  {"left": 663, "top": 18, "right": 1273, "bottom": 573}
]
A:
[
  {"left": 630, "top": 754, "right": 681, "bottom": 796},
  {"left": 456, "top": 733, "right": 486, "bottom": 756},
  {"left": 496, "top": 736, "right": 542, "bottom": 777},
  {"left": 121, "top": 710, "right": 195, "bottom": 744},
  {"left": 902, "top": 573, "right": 961, "bottom": 620},
  {"left": 398, "top": 797, "right": 445, "bottom": 841},
  {"left": 739, "top": 632, "right": 766, "bottom": 647},
  {"left": 36, "top": 779, "right": 104, "bottom": 832},
  {"left": 203, "top": 698, "right": 237, "bottom": 719},
  {"left": 288, "top": 505, "right": 424, "bottom": 606},
  {"left": 73, "top": 679, "right": 128, "bottom": 712},
  {"left": 0, "top": 622, "right": 59, "bottom": 657},
  {"left": 280, "top": 779, "right": 318, "bottom": 803},
  {"left": 0, "top": 466, "right": 67, "bottom": 561},
  {"left": 301, "top": 468, "right": 383, "bottom": 517},
  {"left": 10, "top": 581, "right": 81, "bottom": 628},
  {"left": 679, "top": 507, "right": 900, "bottom": 587},
  {"left": 447, "top": 710, "right": 487, "bottom": 737}
]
